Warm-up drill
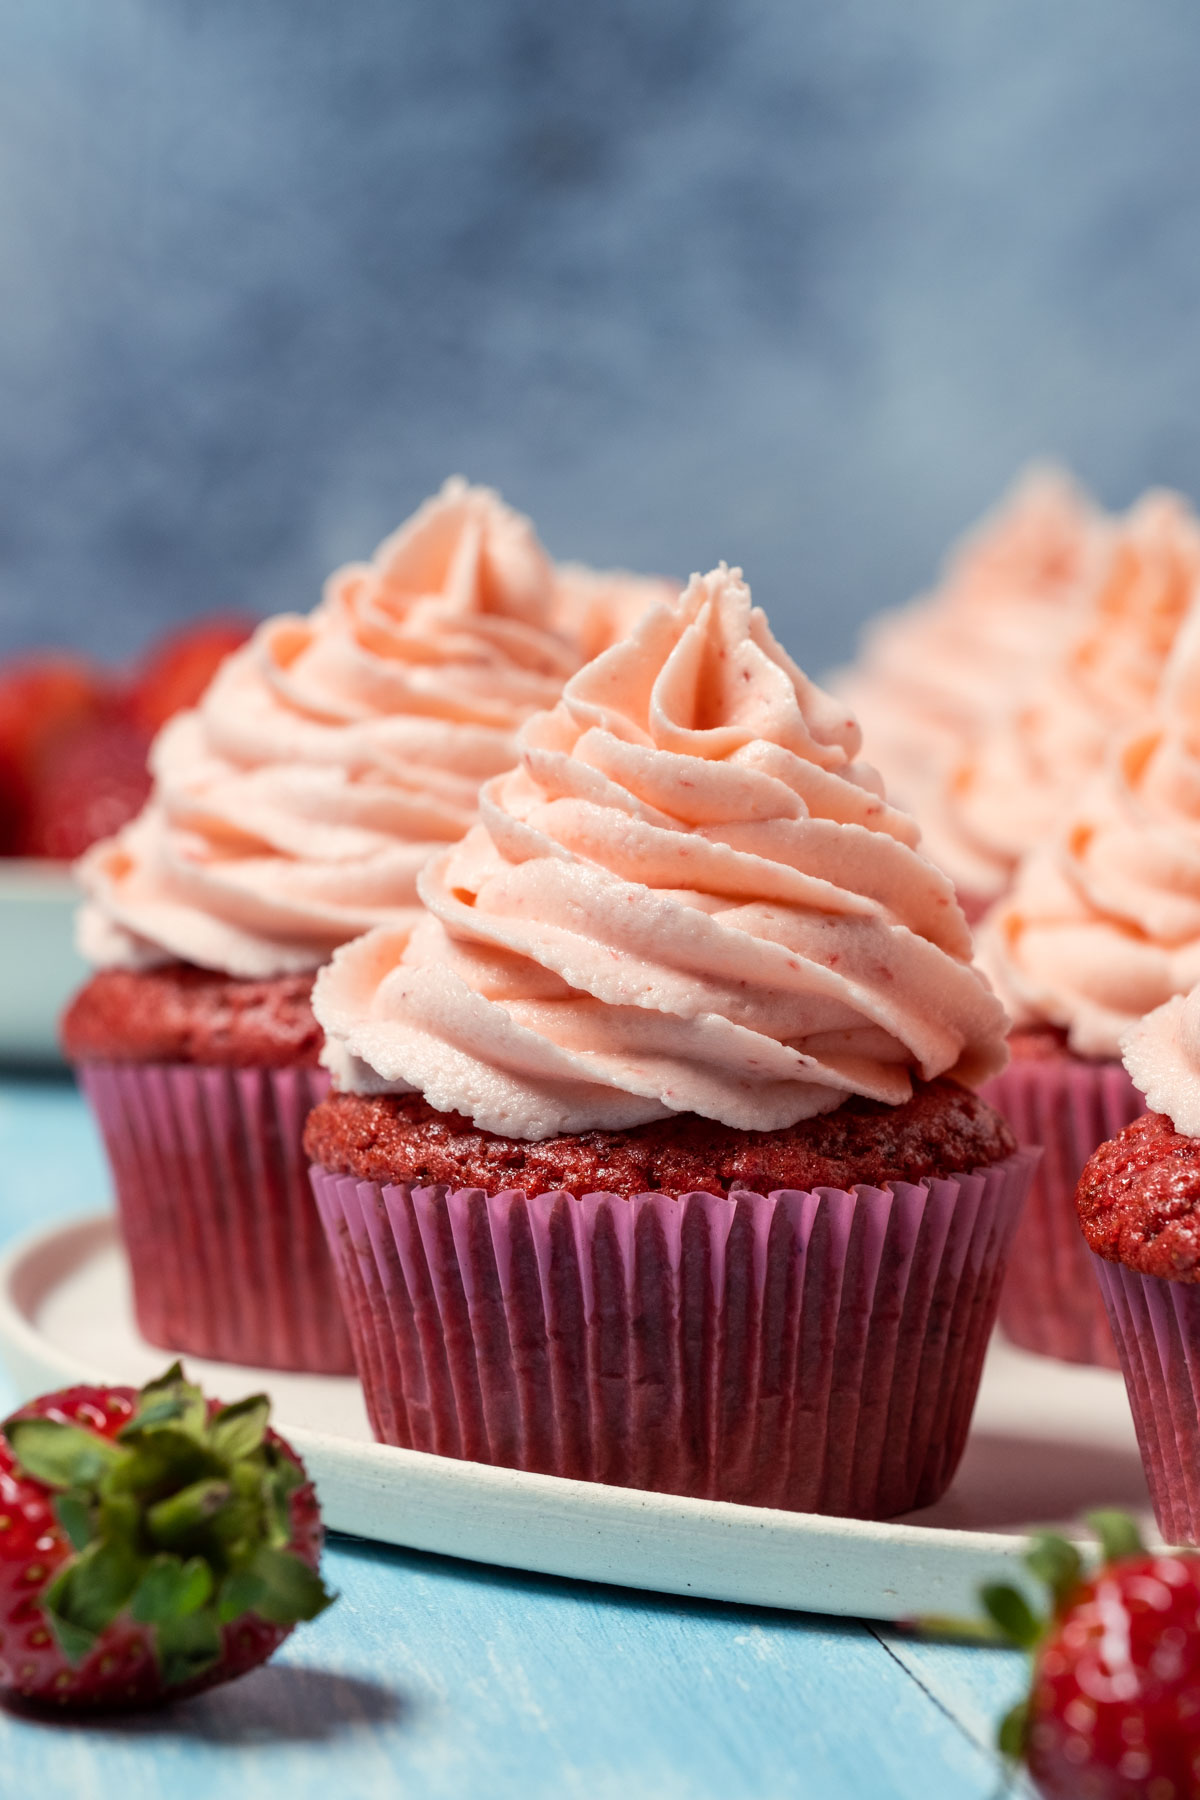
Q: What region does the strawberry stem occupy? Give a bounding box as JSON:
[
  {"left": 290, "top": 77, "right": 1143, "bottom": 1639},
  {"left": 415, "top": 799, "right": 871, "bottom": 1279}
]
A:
[{"left": 1084, "top": 1509, "right": 1145, "bottom": 1565}]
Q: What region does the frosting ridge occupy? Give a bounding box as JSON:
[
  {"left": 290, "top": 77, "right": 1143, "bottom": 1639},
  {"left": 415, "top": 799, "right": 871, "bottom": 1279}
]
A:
[
  {"left": 315, "top": 564, "right": 1008, "bottom": 1140},
  {"left": 78, "top": 480, "right": 580, "bottom": 977}
]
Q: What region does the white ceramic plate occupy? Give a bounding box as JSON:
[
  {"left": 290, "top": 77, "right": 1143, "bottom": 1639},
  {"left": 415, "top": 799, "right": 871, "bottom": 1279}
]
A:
[
  {"left": 0, "top": 862, "right": 85, "bottom": 1063},
  {"left": 0, "top": 1214, "right": 1156, "bottom": 1623}
]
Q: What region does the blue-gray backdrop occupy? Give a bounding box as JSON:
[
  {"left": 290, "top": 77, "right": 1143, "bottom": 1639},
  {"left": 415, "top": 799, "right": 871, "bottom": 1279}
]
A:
[{"left": 1, "top": 2, "right": 1197, "bottom": 672}]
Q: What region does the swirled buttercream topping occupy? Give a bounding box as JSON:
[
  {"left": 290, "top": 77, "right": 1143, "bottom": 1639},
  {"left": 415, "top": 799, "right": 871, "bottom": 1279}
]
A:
[
  {"left": 1122, "top": 987, "right": 1200, "bottom": 1137},
  {"left": 314, "top": 564, "right": 1008, "bottom": 1140},
  {"left": 77, "top": 480, "right": 580, "bottom": 977},
  {"left": 942, "top": 490, "right": 1200, "bottom": 903},
  {"left": 834, "top": 467, "right": 1104, "bottom": 900},
  {"left": 979, "top": 601, "right": 1200, "bottom": 1058}
]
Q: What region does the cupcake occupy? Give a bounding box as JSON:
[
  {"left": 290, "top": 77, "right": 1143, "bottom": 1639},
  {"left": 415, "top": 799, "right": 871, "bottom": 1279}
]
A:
[
  {"left": 64, "top": 479, "right": 584, "bottom": 1372},
  {"left": 834, "top": 465, "right": 1105, "bottom": 918},
  {"left": 1079, "top": 988, "right": 1200, "bottom": 1543},
  {"left": 978, "top": 597, "right": 1200, "bottom": 1366},
  {"left": 305, "top": 565, "right": 1032, "bottom": 1519}
]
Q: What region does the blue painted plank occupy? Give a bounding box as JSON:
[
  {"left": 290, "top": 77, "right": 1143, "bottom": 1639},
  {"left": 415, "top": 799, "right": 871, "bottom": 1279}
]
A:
[
  {"left": 0, "top": 1540, "right": 1016, "bottom": 1800},
  {"left": 0, "top": 1073, "right": 111, "bottom": 1237},
  {"left": 872, "top": 1627, "right": 1036, "bottom": 1795}
]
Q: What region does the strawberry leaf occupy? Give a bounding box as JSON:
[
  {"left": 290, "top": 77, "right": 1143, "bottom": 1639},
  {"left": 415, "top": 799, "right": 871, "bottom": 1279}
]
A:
[
  {"left": 208, "top": 1396, "right": 270, "bottom": 1463},
  {"left": 46, "top": 1612, "right": 98, "bottom": 1666},
  {"left": 1086, "top": 1509, "right": 1145, "bottom": 1565},
  {"left": 110, "top": 1429, "right": 223, "bottom": 1501},
  {"left": 97, "top": 1489, "right": 141, "bottom": 1548},
  {"left": 249, "top": 1547, "right": 334, "bottom": 1624},
  {"left": 123, "top": 1363, "right": 207, "bottom": 1442},
  {"left": 42, "top": 1539, "right": 143, "bottom": 1652},
  {"left": 156, "top": 1608, "right": 223, "bottom": 1688},
  {"left": 219, "top": 1547, "right": 333, "bottom": 1626},
  {"left": 131, "top": 1555, "right": 213, "bottom": 1625},
  {"left": 53, "top": 1489, "right": 94, "bottom": 1553},
  {"left": 4, "top": 1418, "right": 124, "bottom": 1490},
  {"left": 147, "top": 1478, "right": 233, "bottom": 1549},
  {"left": 997, "top": 1698, "right": 1029, "bottom": 1760},
  {"left": 980, "top": 1582, "right": 1041, "bottom": 1650},
  {"left": 1024, "top": 1533, "right": 1084, "bottom": 1610},
  {"left": 262, "top": 1462, "right": 301, "bottom": 1547}
]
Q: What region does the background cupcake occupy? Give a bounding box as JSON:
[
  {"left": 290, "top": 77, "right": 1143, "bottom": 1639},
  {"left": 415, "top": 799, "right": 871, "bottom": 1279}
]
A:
[
  {"left": 943, "top": 489, "right": 1200, "bottom": 906},
  {"left": 978, "top": 598, "right": 1200, "bottom": 1365},
  {"left": 307, "top": 565, "right": 1030, "bottom": 1519},
  {"left": 1079, "top": 986, "right": 1200, "bottom": 1544},
  {"left": 64, "top": 479, "right": 590, "bottom": 1373},
  {"left": 834, "top": 465, "right": 1105, "bottom": 917}
]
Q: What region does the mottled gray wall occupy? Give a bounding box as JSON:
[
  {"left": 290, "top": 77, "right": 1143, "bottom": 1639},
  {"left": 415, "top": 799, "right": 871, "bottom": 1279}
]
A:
[{"left": 1, "top": 1, "right": 1198, "bottom": 673}]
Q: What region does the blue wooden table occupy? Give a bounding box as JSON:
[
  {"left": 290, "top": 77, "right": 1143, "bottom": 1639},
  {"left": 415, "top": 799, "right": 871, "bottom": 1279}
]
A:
[{"left": 0, "top": 1075, "right": 1032, "bottom": 1799}]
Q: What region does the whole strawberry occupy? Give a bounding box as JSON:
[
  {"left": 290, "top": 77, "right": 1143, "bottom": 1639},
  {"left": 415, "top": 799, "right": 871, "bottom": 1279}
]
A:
[
  {"left": 0, "top": 1363, "right": 332, "bottom": 1709},
  {"left": 972, "top": 1512, "right": 1200, "bottom": 1798}
]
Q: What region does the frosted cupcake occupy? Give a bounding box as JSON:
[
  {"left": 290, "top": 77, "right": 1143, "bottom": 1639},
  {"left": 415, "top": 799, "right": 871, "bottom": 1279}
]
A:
[
  {"left": 306, "top": 565, "right": 1032, "bottom": 1519},
  {"left": 978, "top": 598, "right": 1200, "bottom": 1365},
  {"left": 835, "top": 466, "right": 1104, "bottom": 917},
  {"left": 63, "top": 480, "right": 582, "bottom": 1372},
  {"left": 1079, "top": 988, "right": 1200, "bottom": 1542}
]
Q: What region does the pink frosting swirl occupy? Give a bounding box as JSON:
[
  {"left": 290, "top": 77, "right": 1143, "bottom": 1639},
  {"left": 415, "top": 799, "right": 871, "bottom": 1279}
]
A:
[
  {"left": 980, "top": 602, "right": 1200, "bottom": 1058},
  {"left": 835, "top": 467, "right": 1104, "bottom": 898},
  {"left": 314, "top": 565, "right": 1008, "bottom": 1140},
  {"left": 941, "top": 490, "right": 1200, "bottom": 902},
  {"left": 1122, "top": 988, "right": 1200, "bottom": 1136},
  {"left": 78, "top": 480, "right": 580, "bottom": 977}
]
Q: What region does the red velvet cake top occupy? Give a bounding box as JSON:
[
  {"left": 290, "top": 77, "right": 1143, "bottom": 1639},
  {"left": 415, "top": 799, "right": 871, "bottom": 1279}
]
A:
[
  {"left": 302, "top": 1077, "right": 1015, "bottom": 1200},
  {"left": 61, "top": 965, "right": 322, "bottom": 1069},
  {"left": 1077, "top": 1110, "right": 1200, "bottom": 1281}
]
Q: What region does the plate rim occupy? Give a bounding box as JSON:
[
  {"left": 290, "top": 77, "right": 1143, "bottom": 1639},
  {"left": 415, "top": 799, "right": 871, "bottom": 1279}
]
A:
[{"left": 0, "top": 1211, "right": 1053, "bottom": 1619}]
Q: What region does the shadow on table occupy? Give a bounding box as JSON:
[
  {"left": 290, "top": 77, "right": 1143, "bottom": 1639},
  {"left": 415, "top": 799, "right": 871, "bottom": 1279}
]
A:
[
  {"left": 907, "top": 1430, "right": 1151, "bottom": 1533},
  {"left": 5, "top": 1664, "right": 409, "bottom": 1744}
]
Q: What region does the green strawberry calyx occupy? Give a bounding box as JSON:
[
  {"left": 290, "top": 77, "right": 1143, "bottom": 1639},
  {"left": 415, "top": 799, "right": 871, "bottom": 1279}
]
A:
[
  {"left": 2, "top": 1363, "right": 333, "bottom": 1687},
  {"left": 920, "top": 1509, "right": 1149, "bottom": 1762}
]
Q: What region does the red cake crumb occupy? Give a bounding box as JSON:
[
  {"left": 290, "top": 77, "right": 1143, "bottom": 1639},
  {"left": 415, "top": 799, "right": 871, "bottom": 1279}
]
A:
[
  {"left": 1005, "top": 1023, "right": 1076, "bottom": 1063},
  {"left": 303, "top": 1077, "right": 1015, "bottom": 1199},
  {"left": 1077, "top": 1109, "right": 1200, "bottom": 1281},
  {"left": 61, "top": 965, "right": 322, "bottom": 1069}
]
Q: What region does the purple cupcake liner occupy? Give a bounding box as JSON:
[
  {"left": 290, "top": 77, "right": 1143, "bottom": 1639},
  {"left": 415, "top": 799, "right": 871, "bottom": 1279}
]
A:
[
  {"left": 311, "top": 1150, "right": 1035, "bottom": 1519},
  {"left": 80, "top": 1061, "right": 354, "bottom": 1374},
  {"left": 982, "top": 1058, "right": 1143, "bottom": 1367},
  {"left": 1093, "top": 1256, "right": 1200, "bottom": 1545}
]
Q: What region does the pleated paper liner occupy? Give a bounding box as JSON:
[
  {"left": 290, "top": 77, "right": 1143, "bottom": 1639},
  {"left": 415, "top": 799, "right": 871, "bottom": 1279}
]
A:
[
  {"left": 80, "top": 1062, "right": 354, "bottom": 1374},
  {"left": 1093, "top": 1256, "right": 1200, "bottom": 1546},
  {"left": 311, "top": 1151, "right": 1035, "bottom": 1520},
  {"left": 982, "top": 1059, "right": 1143, "bottom": 1368}
]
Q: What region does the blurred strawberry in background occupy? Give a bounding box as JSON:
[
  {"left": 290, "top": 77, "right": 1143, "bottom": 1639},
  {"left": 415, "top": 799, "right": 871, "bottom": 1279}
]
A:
[
  {"left": 127, "top": 617, "right": 256, "bottom": 736},
  {"left": 0, "top": 617, "right": 255, "bottom": 861}
]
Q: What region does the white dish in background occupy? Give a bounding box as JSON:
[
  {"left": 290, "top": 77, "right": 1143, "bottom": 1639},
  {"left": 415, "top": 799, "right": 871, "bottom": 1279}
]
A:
[
  {"left": 0, "top": 1213, "right": 1156, "bottom": 1624},
  {"left": 0, "top": 861, "right": 84, "bottom": 1063}
]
